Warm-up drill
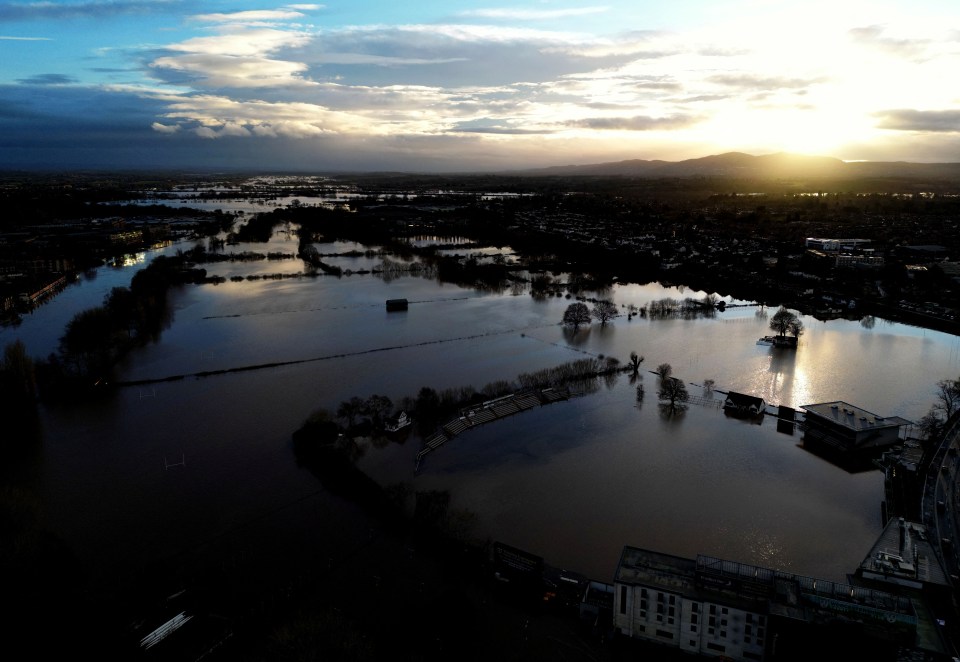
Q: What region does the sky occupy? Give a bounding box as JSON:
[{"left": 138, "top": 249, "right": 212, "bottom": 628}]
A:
[{"left": 0, "top": 0, "right": 958, "bottom": 171}]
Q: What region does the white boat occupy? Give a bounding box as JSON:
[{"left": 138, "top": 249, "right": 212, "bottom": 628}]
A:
[{"left": 756, "top": 336, "right": 775, "bottom": 346}]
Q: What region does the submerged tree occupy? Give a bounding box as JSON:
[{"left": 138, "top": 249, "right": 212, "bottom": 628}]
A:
[
  {"left": 656, "top": 363, "right": 673, "bottom": 381},
  {"left": 769, "top": 307, "right": 801, "bottom": 338},
  {"left": 562, "top": 302, "right": 591, "bottom": 331},
  {"left": 658, "top": 377, "right": 689, "bottom": 413},
  {"left": 627, "top": 351, "right": 645, "bottom": 376},
  {"left": 591, "top": 300, "right": 620, "bottom": 326}
]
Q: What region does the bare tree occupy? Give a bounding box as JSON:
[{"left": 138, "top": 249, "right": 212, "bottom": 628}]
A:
[
  {"left": 703, "top": 379, "right": 715, "bottom": 393},
  {"left": 658, "top": 377, "right": 689, "bottom": 412},
  {"left": 627, "top": 351, "right": 645, "bottom": 376},
  {"left": 918, "top": 411, "right": 945, "bottom": 441},
  {"left": 562, "top": 302, "right": 591, "bottom": 331},
  {"left": 656, "top": 363, "right": 673, "bottom": 380},
  {"left": 933, "top": 377, "right": 960, "bottom": 420},
  {"left": 591, "top": 300, "right": 620, "bottom": 326},
  {"left": 788, "top": 318, "right": 804, "bottom": 338}
]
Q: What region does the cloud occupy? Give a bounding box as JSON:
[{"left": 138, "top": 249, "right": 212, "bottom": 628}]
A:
[
  {"left": 0, "top": 35, "right": 50, "bottom": 40},
  {"left": 708, "top": 74, "right": 825, "bottom": 91},
  {"left": 568, "top": 114, "right": 701, "bottom": 131},
  {"left": 450, "top": 118, "right": 554, "bottom": 135},
  {"left": 151, "top": 53, "right": 313, "bottom": 89},
  {"left": 874, "top": 109, "right": 960, "bottom": 133},
  {"left": 849, "top": 25, "right": 929, "bottom": 60},
  {"left": 16, "top": 73, "right": 76, "bottom": 85},
  {"left": 286, "top": 4, "right": 324, "bottom": 10},
  {"left": 289, "top": 24, "right": 635, "bottom": 88},
  {"left": 151, "top": 121, "right": 179, "bottom": 133},
  {"left": 302, "top": 52, "right": 468, "bottom": 67},
  {"left": 542, "top": 30, "right": 674, "bottom": 59},
  {"left": 166, "top": 28, "right": 311, "bottom": 57},
  {"left": 0, "top": 0, "right": 184, "bottom": 21},
  {"left": 460, "top": 6, "right": 609, "bottom": 20},
  {"left": 149, "top": 24, "right": 314, "bottom": 90},
  {"left": 190, "top": 10, "right": 305, "bottom": 24}
]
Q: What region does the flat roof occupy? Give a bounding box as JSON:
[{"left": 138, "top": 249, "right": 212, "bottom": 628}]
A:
[
  {"left": 617, "top": 546, "right": 916, "bottom": 619},
  {"left": 616, "top": 546, "right": 697, "bottom": 592},
  {"left": 801, "top": 401, "right": 912, "bottom": 432},
  {"left": 857, "top": 518, "right": 950, "bottom": 588}
]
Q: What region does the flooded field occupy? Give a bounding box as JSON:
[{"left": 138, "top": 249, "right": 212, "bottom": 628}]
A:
[{"left": 4, "top": 221, "right": 960, "bottom": 586}]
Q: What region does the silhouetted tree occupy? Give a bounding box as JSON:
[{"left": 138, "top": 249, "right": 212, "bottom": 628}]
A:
[
  {"left": 769, "top": 306, "right": 800, "bottom": 337},
  {"left": 591, "top": 300, "right": 619, "bottom": 326},
  {"left": 364, "top": 394, "right": 393, "bottom": 428},
  {"left": 1, "top": 340, "right": 36, "bottom": 402},
  {"left": 337, "top": 396, "right": 366, "bottom": 428},
  {"left": 656, "top": 363, "right": 672, "bottom": 380},
  {"left": 933, "top": 377, "right": 960, "bottom": 420},
  {"left": 627, "top": 351, "right": 645, "bottom": 376},
  {"left": 562, "top": 302, "right": 591, "bottom": 331},
  {"left": 658, "top": 377, "right": 689, "bottom": 412}
]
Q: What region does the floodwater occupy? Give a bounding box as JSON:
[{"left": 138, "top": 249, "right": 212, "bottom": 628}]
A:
[{"left": 4, "top": 228, "right": 960, "bottom": 587}]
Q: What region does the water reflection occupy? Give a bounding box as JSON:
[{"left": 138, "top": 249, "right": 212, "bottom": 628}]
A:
[
  {"left": 112, "top": 252, "right": 146, "bottom": 268},
  {"left": 8, "top": 226, "right": 960, "bottom": 594}
]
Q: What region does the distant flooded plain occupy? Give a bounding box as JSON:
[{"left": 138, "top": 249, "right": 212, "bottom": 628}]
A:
[{"left": 5, "top": 225, "right": 960, "bottom": 585}]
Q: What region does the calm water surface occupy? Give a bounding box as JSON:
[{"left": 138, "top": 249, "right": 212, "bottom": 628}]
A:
[{"left": 5, "top": 234, "right": 960, "bottom": 586}]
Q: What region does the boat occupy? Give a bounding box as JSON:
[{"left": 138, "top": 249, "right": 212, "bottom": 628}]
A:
[
  {"left": 384, "top": 411, "right": 412, "bottom": 433},
  {"left": 756, "top": 336, "right": 775, "bottom": 346}
]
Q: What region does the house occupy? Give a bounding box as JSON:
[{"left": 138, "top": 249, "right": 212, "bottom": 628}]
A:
[
  {"left": 724, "top": 392, "right": 766, "bottom": 418},
  {"left": 385, "top": 298, "right": 408, "bottom": 311},
  {"left": 384, "top": 411, "right": 411, "bottom": 433}
]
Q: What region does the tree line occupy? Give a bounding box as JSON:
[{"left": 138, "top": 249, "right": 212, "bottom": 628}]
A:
[
  {"left": 3, "top": 253, "right": 210, "bottom": 403},
  {"left": 294, "top": 356, "right": 631, "bottom": 447}
]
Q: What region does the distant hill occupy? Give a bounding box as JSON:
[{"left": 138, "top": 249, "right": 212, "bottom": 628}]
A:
[{"left": 517, "top": 152, "right": 960, "bottom": 181}]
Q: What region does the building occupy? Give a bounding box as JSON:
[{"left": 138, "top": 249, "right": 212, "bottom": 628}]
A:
[
  {"left": 851, "top": 518, "right": 953, "bottom": 657},
  {"left": 801, "top": 401, "right": 912, "bottom": 455},
  {"left": 614, "top": 546, "right": 923, "bottom": 661},
  {"left": 805, "top": 238, "right": 872, "bottom": 252},
  {"left": 724, "top": 391, "right": 766, "bottom": 418},
  {"left": 877, "top": 440, "right": 926, "bottom": 521},
  {"left": 385, "top": 298, "right": 408, "bottom": 311},
  {"left": 580, "top": 580, "right": 614, "bottom": 629},
  {"left": 854, "top": 518, "right": 950, "bottom": 593}
]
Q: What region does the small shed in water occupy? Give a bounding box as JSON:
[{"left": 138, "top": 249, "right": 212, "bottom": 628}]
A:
[
  {"left": 723, "top": 391, "right": 766, "bottom": 418},
  {"left": 386, "top": 298, "right": 408, "bottom": 311}
]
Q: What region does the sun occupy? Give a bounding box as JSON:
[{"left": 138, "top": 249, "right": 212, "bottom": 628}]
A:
[{"left": 699, "top": 102, "right": 877, "bottom": 158}]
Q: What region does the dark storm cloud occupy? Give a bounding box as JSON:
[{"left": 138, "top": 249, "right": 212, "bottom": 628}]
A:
[{"left": 875, "top": 109, "right": 960, "bottom": 132}]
